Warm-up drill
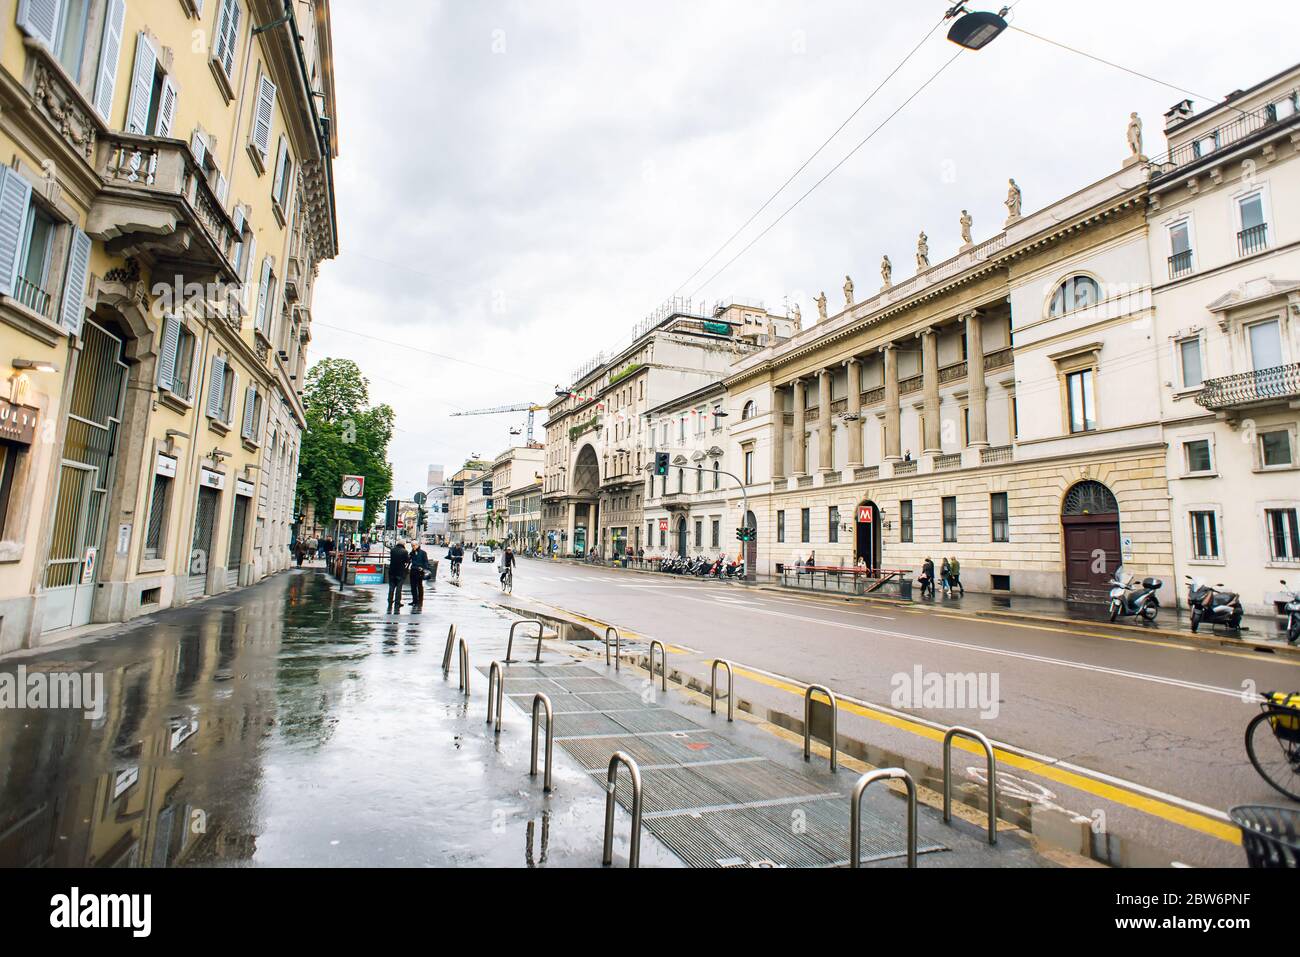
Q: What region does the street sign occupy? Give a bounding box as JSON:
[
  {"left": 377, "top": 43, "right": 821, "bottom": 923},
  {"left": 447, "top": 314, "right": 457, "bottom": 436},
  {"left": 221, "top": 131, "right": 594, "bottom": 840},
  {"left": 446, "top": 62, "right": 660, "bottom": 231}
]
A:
[
  {"left": 658, "top": 519, "right": 669, "bottom": 532},
  {"left": 413, "top": 492, "right": 426, "bottom": 505},
  {"left": 857, "top": 506, "right": 873, "bottom": 524},
  {"left": 334, "top": 497, "right": 365, "bottom": 521},
  {"left": 342, "top": 475, "right": 365, "bottom": 497}
]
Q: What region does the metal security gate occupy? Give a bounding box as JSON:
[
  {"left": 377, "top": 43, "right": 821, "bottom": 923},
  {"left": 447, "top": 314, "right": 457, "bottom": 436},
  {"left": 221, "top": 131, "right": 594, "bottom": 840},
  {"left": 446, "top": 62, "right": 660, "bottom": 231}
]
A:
[
  {"left": 226, "top": 494, "right": 250, "bottom": 589},
  {"left": 188, "top": 487, "right": 220, "bottom": 599},
  {"left": 42, "top": 320, "right": 128, "bottom": 632}
]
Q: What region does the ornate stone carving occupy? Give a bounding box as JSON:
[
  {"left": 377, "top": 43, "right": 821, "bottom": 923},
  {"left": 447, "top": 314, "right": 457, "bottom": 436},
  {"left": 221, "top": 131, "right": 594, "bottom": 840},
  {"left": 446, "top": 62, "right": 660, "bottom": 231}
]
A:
[{"left": 31, "top": 59, "right": 97, "bottom": 162}]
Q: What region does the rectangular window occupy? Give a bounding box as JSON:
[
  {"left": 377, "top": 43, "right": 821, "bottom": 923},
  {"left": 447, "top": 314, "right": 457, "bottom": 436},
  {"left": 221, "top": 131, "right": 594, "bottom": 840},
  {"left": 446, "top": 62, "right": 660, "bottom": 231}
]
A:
[
  {"left": 694, "top": 520, "right": 703, "bottom": 549},
  {"left": 801, "top": 508, "right": 810, "bottom": 544},
  {"left": 900, "top": 500, "right": 914, "bottom": 543},
  {"left": 828, "top": 506, "right": 839, "bottom": 544},
  {"left": 1178, "top": 337, "right": 1203, "bottom": 388},
  {"left": 144, "top": 472, "right": 172, "bottom": 560},
  {"left": 56, "top": 0, "right": 92, "bottom": 81},
  {"left": 1189, "top": 510, "right": 1220, "bottom": 560},
  {"left": 991, "top": 492, "right": 1008, "bottom": 543},
  {"left": 744, "top": 450, "right": 754, "bottom": 485},
  {"left": 1261, "top": 431, "right": 1293, "bottom": 468},
  {"left": 1248, "top": 319, "right": 1283, "bottom": 372},
  {"left": 711, "top": 519, "right": 719, "bottom": 548},
  {"left": 777, "top": 510, "right": 785, "bottom": 544},
  {"left": 16, "top": 203, "right": 56, "bottom": 316},
  {"left": 0, "top": 444, "right": 21, "bottom": 539},
  {"left": 1184, "top": 439, "right": 1213, "bottom": 474},
  {"left": 942, "top": 496, "right": 957, "bottom": 543},
  {"left": 1266, "top": 508, "right": 1300, "bottom": 562},
  {"left": 1066, "top": 369, "right": 1096, "bottom": 433},
  {"left": 1168, "top": 220, "right": 1194, "bottom": 278},
  {"left": 1238, "top": 192, "right": 1268, "bottom": 256}
]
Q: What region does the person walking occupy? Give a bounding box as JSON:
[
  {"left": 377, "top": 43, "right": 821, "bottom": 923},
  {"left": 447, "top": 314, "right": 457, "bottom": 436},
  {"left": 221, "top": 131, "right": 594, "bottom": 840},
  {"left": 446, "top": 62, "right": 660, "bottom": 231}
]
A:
[
  {"left": 920, "top": 556, "right": 936, "bottom": 599},
  {"left": 294, "top": 540, "right": 305, "bottom": 567},
  {"left": 940, "top": 557, "right": 953, "bottom": 598},
  {"left": 948, "top": 556, "right": 965, "bottom": 596},
  {"left": 388, "top": 540, "right": 409, "bottom": 611},
  {"left": 409, "top": 541, "right": 430, "bottom": 608}
]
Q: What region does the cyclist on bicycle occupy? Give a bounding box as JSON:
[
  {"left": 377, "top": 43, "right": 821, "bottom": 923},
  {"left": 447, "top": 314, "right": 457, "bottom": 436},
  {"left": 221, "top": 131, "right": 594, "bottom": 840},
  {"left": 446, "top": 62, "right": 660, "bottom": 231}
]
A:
[
  {"left": 448, "top": 542, "right": 464, "bottom": 580},
  {"left": 499, "top": 545, "right": 516, "bottom": 588}
]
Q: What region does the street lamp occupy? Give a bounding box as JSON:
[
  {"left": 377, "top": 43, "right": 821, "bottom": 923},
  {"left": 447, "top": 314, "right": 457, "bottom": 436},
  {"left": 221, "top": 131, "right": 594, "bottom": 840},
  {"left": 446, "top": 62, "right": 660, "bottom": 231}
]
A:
[{"left": 944, "top": 5, "right": 1009, "bottom": 50}]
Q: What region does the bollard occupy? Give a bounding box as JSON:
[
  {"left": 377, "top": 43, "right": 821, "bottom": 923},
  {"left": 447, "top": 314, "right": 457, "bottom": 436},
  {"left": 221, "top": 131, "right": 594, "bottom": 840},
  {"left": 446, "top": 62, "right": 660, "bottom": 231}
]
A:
[
  {"left": 531, "top": 693, "right": 555, "bottom": 792},
  {"left": 487, "top": 661, "right": 505, "bottom": 734},
  {"left": 711, "top": 659, "right": 735, "bottom": 721},
  {"left": 602, "top": 752, "right": 643, "bottom": 868},
  {"left": 851, "top": 768, "right": 918, "bottom": 868}
]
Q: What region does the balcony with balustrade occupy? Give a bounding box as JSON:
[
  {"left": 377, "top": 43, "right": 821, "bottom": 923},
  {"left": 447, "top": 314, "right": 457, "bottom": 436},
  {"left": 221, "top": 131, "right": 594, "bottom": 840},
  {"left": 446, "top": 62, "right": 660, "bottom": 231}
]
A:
[
  {"left": 1196, "top": 362, "right": 1300, "bottom": 413},
  {"left": 87, "top": 133, "right": 240, "bottom": 282}
]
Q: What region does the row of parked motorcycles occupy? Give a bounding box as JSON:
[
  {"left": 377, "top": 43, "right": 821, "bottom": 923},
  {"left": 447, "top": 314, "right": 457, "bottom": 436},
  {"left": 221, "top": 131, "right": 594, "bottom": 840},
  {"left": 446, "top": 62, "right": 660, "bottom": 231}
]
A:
[
  {"left": 1107, "top": 567, "right": 1300, "bottom": 643},
  {"left": 657, "top": 555, "right": 745, "bottom": 579}
]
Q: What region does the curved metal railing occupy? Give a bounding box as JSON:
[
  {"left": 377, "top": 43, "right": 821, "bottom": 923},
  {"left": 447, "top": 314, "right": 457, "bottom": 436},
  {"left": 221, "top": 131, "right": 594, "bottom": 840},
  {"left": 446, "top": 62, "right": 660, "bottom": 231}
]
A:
[
  {"left": 487, "top": 661, "right": 505, "bottom": 734},
  {"left": 602, "top": 752, "right": 643, "bottom": 868},
  {"left": 506, "top": 620, "right": 545, "bottom": 664},
  {"left": 943, "top": 726, "right": 998, "bottom": 845},
  {"left": 803, "top": 684, "right": 839, "bottom": 772},
  {"left": 649, "top": 640, "right": 667, "bottom": 693},
  {"left": 531, "top": 693, "right": 555, "bottom": 792},
  {"left": 711, "top": 659, "right": 735, "bottom": 722},
  {"left": 605, "top": 626, "right": 621, "bottom": 671},
  {"left": 851, "top": 768, "right": 918, "bottom": 868}
]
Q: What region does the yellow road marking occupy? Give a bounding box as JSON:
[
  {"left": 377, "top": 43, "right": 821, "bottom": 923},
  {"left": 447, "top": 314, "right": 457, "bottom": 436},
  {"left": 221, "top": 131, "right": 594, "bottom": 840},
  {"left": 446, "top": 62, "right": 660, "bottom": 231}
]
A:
[
  {"left": 730, "top": 662, "right": 1240, "bottom": 845},
  {"left": 515, "top": 587, "right": 1243, "bottom": 845}
]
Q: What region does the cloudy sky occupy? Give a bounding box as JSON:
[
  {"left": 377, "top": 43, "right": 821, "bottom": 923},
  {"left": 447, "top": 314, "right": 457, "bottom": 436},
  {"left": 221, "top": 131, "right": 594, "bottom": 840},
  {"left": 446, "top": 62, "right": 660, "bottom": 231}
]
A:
[{"left": 310, "top": 0, "right": 1297, "bottom": 497}]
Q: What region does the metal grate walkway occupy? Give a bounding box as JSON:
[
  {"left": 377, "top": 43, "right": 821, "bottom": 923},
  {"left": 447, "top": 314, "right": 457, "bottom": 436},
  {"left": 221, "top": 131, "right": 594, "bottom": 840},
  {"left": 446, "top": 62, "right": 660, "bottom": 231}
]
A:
[{"left": 486, "top": 663, "right": 946, "bottom": 868}]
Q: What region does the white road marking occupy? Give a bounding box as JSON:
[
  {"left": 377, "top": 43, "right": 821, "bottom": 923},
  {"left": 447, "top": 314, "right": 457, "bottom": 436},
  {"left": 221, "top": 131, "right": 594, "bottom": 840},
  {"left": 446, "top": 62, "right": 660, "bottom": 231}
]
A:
[{"left": 663, "top": 593, "right": 1253, "bottom": 702}]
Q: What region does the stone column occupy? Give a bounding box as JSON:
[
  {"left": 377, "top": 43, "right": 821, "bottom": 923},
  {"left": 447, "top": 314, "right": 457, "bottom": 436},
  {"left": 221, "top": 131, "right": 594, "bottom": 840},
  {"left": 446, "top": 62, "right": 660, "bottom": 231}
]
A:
[
  {"left": 921, "top": 328, "right": 941, "bottom": 454},
  {"left": 792, "top": 378, "right": 807, "bottom": 476},
  {"left": 883, "top": 345, "right": 901, "bottom": 462},
  {"left": 817, "top": 369, "right": 833, "bottom": 472},
  {"left": 771, "top": 385, "right": 786, "bottom": 480},
  {"left": 566, "top": 502, "right": 577, "bottom": 555},
  {"left": 845, "top": 358, "right": 863, "bottom": 467},
  {"left": 966, "top": 311, "right": 989, "bottom": 447}
]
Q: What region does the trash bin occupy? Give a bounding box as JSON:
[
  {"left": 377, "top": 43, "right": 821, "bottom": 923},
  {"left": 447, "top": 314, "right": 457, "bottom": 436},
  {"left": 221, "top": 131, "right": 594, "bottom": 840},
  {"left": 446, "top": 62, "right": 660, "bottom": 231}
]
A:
[{"left": 898, "top": 577, "right": 914, "bottom": 601}]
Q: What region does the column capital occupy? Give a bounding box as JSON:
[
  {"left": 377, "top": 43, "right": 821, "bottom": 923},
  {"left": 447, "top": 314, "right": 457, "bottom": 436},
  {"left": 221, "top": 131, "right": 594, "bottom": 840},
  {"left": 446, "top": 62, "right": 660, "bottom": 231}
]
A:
[
  {"left": 842, "top": 356, "right": 863, "bottom": 369},
  {"left": 879, "top": 342, "right": 898, "bottom": 353}
]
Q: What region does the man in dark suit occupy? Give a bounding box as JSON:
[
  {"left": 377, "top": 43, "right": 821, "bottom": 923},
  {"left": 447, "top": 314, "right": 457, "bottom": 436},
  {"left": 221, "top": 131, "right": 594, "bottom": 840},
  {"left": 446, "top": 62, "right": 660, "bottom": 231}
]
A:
[{"left": 388, "top": 540, "right": 409, "bottom": 611}]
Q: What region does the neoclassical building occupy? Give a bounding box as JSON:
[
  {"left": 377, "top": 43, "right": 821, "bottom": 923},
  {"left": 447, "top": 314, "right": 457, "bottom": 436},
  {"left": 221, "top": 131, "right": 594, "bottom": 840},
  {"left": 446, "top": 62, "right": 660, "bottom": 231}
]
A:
[
  {"left": 727, "top": 155, "right": 1175, "bottom": 602},
  {"left": 543, "top": 301, "right": 793, "bottom": 557},
  {"left": 0, "top": 0, "right": 338, "bottom": 651}
]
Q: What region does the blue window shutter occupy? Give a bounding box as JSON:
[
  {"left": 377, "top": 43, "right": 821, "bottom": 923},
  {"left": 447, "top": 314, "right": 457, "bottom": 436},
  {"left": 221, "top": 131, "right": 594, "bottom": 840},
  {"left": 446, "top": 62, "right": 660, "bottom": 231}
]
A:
[
  {"left": 0, "top": 167, "right": 32, "bottom": 299},
  {"left": 242, "top": 384, "right": 256, "bottom": 438},
  {"left": 157, "top": 315, "right": 180, "bottom": 391},
  {"left": 93, "top": 0, "right": 127, "bottom": 123},
  {"left": 207, "top": 355, "right": 225, "bottom": 418},
  {"left": 125, "top": 33, "right": 157, "bottom": 135},
  {"left": 16, "top": 0, "right": 61, "bottom": 48},
  {"left": 61, "top": 228, "right": 93, "bottom": 336}
]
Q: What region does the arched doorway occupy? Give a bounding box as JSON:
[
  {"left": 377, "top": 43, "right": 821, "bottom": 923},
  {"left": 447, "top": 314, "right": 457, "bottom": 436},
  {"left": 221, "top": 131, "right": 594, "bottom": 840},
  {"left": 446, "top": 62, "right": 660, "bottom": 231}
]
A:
[
  {"left": 855, "top": 501, "right": 882, "bottom": 572},
  {"left": 572, "top": 444, "right": 600, "bottom": 557},
  {"left": 675, "top": 516, "right": 688, "bottom": 558},
  {"left": 1062, "top": 480, "right": 1120, "bottom": 602}
]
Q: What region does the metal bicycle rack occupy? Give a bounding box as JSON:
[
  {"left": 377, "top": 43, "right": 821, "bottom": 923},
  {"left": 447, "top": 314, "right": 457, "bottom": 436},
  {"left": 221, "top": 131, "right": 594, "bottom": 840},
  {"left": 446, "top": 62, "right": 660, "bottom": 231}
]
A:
[
  {"left": 711, "top": 659, "right": 735, "bottom": 721},
  {"left": 803, "top": 684, "right": 839, "bottom": 771},
  {"left": 531, "top": 693, "right": 555, "bottom": 792},
  {"left": 605, "top": 626, "right": 621, "bottom": 671},
  {"left": 942, "top": 726, "right": 998, "bottom": 845},
  {"left": 440, "top": 624, "right": 458, "bottom": 676},
  {"left": 486, "top": 661, "right": 505, "bottom": 734},
  {"left": 457, "top": 638, "right": 470, "bottom": 696},
  {"left": 648, "top": 640, "right": 667, "bottom": 692},
  {"left": 602, "top": 751, "right": 644, "bottom": 868},
  {"left": 506, "top": 620, "right": 545, "bottom": 664},
  {"left": 851, "top": 768, "right": 918, "bottom": 868}
]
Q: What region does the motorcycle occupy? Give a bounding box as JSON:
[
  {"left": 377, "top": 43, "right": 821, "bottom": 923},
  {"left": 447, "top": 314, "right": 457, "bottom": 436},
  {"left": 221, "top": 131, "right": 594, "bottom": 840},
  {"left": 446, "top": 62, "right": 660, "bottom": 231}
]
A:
[
  {"left": 1186, "top": 576, "right": 1243, "bottom": 633},
  {"left": 1281, "top": 580, "right": 1300, "bottom": 645},
  {"left": 1107, "top": 569, "right": 1161, "bottom": 623}
]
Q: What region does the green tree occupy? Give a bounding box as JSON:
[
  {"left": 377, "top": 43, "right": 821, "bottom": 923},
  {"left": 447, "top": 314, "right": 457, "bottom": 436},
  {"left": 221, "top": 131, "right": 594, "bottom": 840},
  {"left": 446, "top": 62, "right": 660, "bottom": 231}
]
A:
[{"left": 297, "top": 358, "right": 395, "bottom": 530}]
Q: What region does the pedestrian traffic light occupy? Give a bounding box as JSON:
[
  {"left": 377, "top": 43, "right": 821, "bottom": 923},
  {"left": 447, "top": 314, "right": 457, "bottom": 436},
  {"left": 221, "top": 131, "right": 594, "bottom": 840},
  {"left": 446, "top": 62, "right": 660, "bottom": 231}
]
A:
[{"left": 655, "top": 452, "right": 670, "bottom": 476}]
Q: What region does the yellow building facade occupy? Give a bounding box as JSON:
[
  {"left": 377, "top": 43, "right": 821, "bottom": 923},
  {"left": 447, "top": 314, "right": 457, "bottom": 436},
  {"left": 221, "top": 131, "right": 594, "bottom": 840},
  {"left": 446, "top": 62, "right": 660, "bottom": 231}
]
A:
[{"left": 0, "top": 0, "right": 338, "bottom": 652}]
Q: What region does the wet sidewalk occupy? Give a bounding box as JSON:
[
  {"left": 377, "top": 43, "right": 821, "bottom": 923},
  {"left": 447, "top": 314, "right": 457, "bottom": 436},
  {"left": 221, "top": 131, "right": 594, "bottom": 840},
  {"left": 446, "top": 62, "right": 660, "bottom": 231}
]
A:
[{"left": 0, "top": 569, "right": 1067, "bottom": 868}]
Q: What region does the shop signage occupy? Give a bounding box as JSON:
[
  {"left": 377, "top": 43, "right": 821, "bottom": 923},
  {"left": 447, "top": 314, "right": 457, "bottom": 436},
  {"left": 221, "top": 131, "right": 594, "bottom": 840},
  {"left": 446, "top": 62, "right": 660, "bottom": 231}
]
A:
[
  {"left": 200, "top": 468, "right": 225, "bottom": 490},
  {"left": 155, "top": 453, "right": 178, "bottom": 478},
  {"left": 0, "top": 398, "right": 38, "bottom": 445},
  {"left": 334, "top": 497, "right": 365, "bottom": 521},
  {"left": 857, "top": 506, "right": 873, "bottom": 524},
  {"left": 236, "top": 479, "right": 255, "bottom": 497}
]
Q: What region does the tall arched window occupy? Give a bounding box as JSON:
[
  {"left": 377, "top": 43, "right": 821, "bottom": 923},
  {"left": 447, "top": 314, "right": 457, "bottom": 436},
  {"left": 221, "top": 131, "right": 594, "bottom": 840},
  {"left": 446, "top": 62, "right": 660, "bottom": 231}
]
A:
[
  {"left": 1049, "top": 275, "right": 1101, "bottom": 317},
  {"left": 742, "top": 401, "right": 757, "bottom": 420}
]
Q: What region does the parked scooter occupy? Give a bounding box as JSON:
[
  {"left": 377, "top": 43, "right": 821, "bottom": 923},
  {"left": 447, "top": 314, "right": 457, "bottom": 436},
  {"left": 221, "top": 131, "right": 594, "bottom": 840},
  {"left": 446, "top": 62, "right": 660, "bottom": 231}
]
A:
[
  {"left": 1281, "top": 580, "right": 1300, "bottom": 645},
  {"left": 1107, "top": 569, "right": 1162, "bottom": 623},
  {"left": 1185, "top": 576, "right": 1243, "bottom": 633}
]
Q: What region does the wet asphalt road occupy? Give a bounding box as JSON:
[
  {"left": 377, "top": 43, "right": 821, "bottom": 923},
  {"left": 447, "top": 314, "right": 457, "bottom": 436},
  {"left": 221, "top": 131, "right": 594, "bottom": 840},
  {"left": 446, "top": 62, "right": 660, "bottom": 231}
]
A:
[{"left": 479, "top": 556, "right": 1300, "bottom": 867}]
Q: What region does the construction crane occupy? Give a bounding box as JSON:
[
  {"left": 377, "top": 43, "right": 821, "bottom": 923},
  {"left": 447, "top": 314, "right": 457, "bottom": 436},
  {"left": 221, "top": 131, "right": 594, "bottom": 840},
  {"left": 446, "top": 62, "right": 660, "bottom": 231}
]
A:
[{"left": 450, "top": 403, "right": 547, "bottom": 444}]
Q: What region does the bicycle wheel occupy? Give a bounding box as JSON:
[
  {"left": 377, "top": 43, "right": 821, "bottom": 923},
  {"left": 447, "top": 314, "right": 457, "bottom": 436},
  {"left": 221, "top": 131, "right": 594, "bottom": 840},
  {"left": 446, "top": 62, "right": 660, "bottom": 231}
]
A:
[{"left": 1246, "top": 712, "right": 1300, "bottom": 801}]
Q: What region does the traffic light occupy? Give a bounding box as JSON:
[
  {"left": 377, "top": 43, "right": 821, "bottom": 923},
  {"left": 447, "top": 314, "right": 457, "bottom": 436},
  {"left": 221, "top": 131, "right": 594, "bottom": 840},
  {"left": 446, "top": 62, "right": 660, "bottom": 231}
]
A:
[
  {"left": 385, "top": 500, "right": 398, "bottom": 530},
  {"left": 654, "top": 452, "right": 670, "bottom": 476},
  {"left": 441, "top": 503, "right": 449, "bottom": 513},
  {"left": 736, "top": 526, "right": 756, "bottom": 543},
  {"left": 417, "top": 506, "right": 427, "bottom": 531}
]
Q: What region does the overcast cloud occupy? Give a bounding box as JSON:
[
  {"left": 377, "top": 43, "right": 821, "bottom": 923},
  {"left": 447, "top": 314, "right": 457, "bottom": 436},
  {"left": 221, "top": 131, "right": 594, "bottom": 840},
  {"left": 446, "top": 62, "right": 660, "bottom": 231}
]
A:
[{"left": 310, "top": 0, "right": 1298, "bottom": 496}]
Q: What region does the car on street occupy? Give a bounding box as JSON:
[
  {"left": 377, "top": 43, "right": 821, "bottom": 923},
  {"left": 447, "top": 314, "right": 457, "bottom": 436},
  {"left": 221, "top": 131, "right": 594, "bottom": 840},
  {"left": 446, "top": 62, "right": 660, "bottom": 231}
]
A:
[{"left": 473, "top": 545, "right": 494, "bottom": 563}]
